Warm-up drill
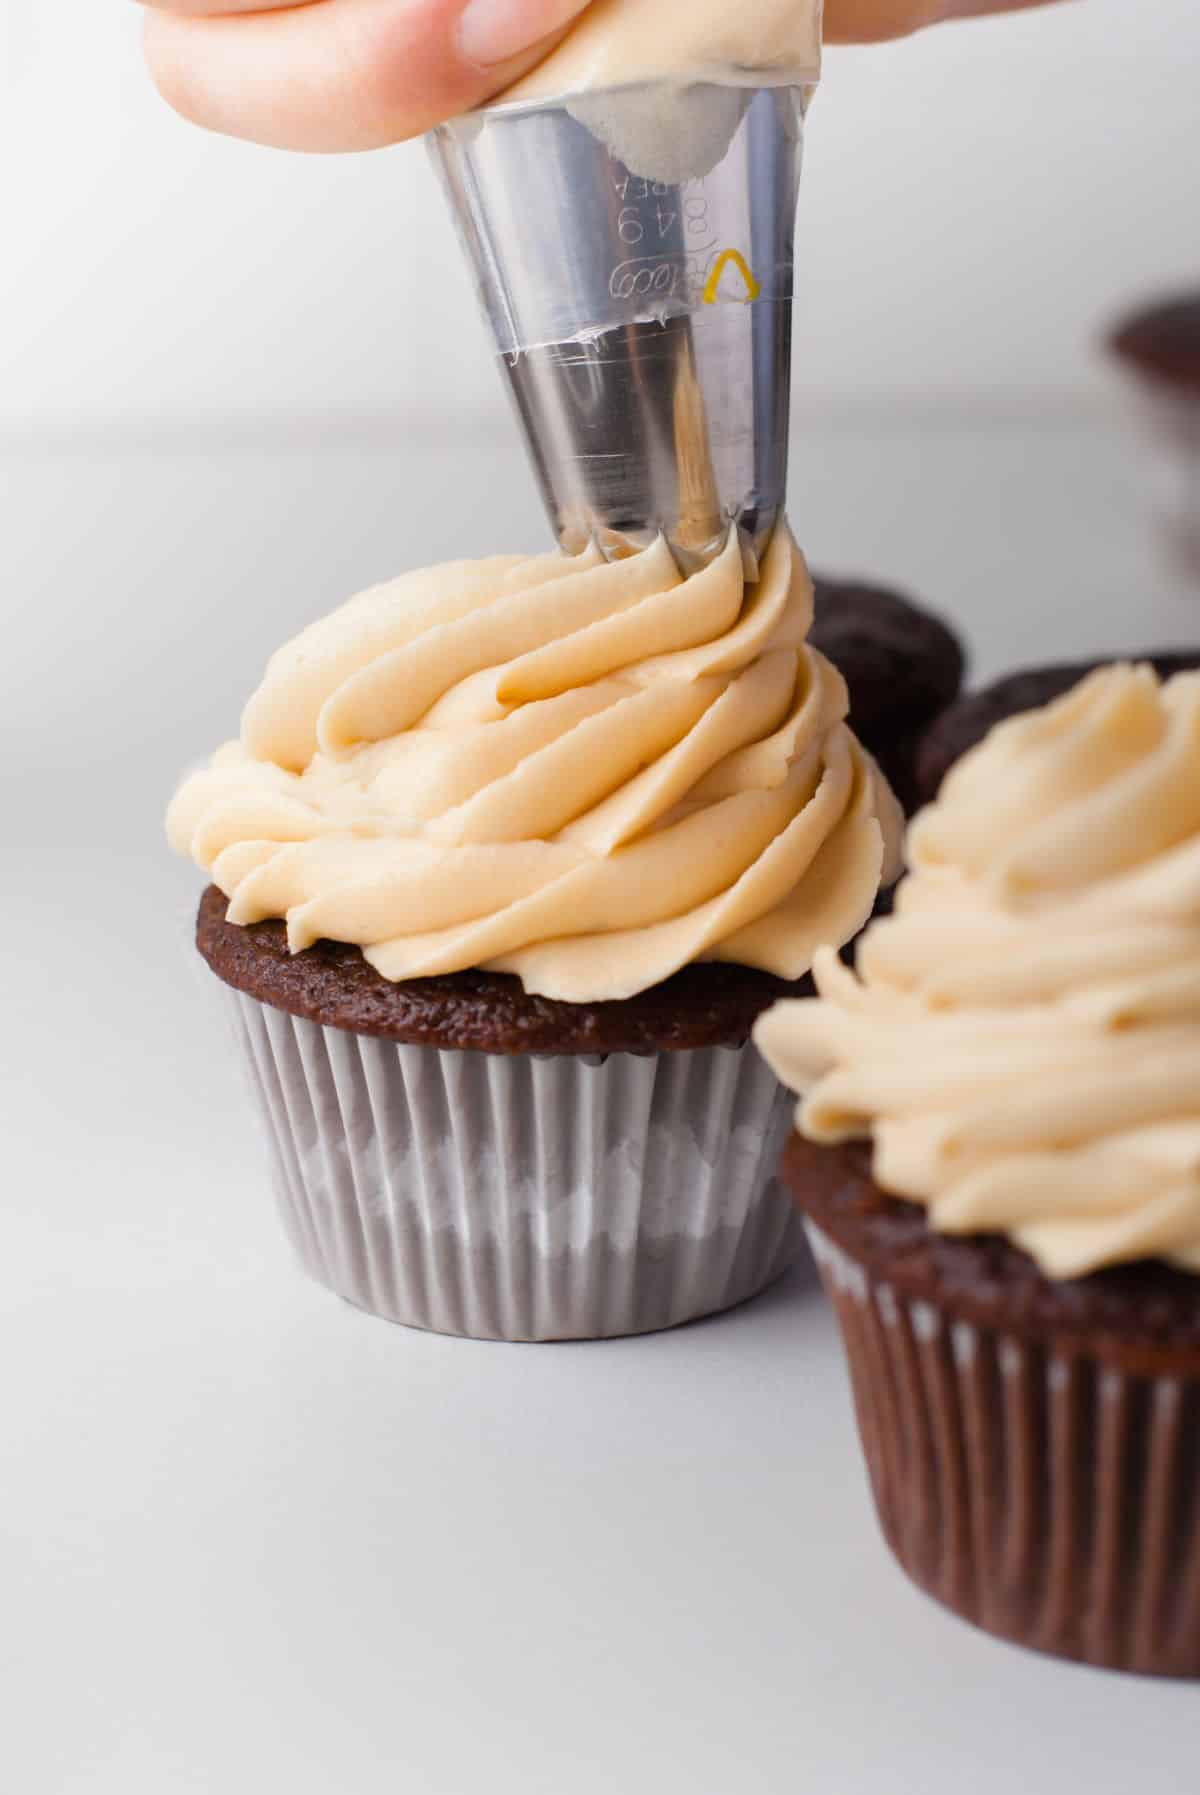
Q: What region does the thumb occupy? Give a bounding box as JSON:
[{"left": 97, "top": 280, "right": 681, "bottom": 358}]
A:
[{"left": 143, "top": 0, "right": 592, "bottom": 153}]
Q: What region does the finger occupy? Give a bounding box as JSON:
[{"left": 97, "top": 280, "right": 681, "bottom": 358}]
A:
[
  {"left": 824, "top": 0, "right": 924, "bottom": 37},
  {"left": 144, "top": 0, "right": 591, "bottom": 152},
  {"left": 824, "top": 0, "right": 1067, "bottom": 43},
  {"left": 938, "top": 0, "right": 1071, "bottom": 18},
  {"left": 138, "top": 0, "right": 315, "bottom": 17}
]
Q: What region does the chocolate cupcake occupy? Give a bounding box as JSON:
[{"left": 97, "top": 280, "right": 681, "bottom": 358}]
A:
[
  {"left": 171, "top": 525, "right": 903, "bottom": 1340},
  {"left": 757, "top": 663, "right": 1200, "bottom": 1675},
  {"left": 809, "top": 573, "right": 965, "bottom": 812},
  {"left": 1111, "top": 292, "right": 1200, "bottom": 397},
  {"left": 1109, "top": 291, "right": 1200, "bottom": 582},
  {"left": 916, "top": 650, "right": 1200, "bottom": 804}
]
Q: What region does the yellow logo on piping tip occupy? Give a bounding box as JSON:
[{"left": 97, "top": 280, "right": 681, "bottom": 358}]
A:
[{"left": 703, "top": 250, "right": 761, "bottom": 305}]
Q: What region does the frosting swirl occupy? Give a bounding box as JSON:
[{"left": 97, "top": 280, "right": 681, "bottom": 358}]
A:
[
  {"left": 168, "top": 525, "right": 901, "bottom": 1003},
  {"left": 755, "top": 665, "right": 1200, "bottom": 1279}
]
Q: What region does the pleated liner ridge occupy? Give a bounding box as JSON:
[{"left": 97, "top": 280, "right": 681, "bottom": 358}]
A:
[
  {"left": 226, "top": 988, "right": 803, "bottom": 1341},
  {"left": 807, "top": 1224, "right": 1200, "bottom": 1678}
]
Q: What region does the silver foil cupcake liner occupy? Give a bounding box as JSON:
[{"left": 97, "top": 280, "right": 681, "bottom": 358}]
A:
[
  {"left": 224, "top": 988, "right": 803, "bottom": 1341},
  {"left": 807, "top": 1222, "right": 1200, "bottom": 1677}
]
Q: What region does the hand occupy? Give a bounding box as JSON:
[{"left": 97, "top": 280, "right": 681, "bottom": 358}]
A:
[
  {"left": 142, "top": 0, "right": 1067, "bottom": 154},
  {"left": 141, "top": 0, "right": 595, "bottom": 152}
]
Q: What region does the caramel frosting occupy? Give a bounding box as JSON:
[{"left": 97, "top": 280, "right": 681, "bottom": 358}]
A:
[
  {"left": 503, "top": 0, "right": 822, "bottom": 105},
  {"left": 169, "top": 526, "right": 901, "bottom": 1004},
  {"left": 756, "top": 665, "right": 1200, "bottom": 1279}
]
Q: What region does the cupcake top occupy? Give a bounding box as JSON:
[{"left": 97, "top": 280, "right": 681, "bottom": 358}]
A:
[
  {"left": 914, "top": 650, "right": 1200, "bottom": 808},
  {"left": 756, "top": 664, "right": 1200, "bottom": 1279},
  {"left": 169, "top": 525, "right": 902, "bottom": 1004}
]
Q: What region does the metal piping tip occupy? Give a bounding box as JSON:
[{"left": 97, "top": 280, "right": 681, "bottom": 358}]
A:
[{"left": 429, "top": 82, "right": 806, "bottom": 571}]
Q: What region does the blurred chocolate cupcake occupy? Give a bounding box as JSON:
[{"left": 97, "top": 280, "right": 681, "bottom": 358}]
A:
[
  {"left": 170, "top": 525, "right": 903, "bottom": 1341},
  {"left": 1111, "top": 291, "right": 1200, "bottom": 397},
  {"left": 1109, "top": 291, "right": 1200, "bottom": 582},
  {"left": 810, "top": 573, "right": 965, "bottom": 811},
  {"left": 757, "top": 663, "right": 1200, "bottom": 1676}
]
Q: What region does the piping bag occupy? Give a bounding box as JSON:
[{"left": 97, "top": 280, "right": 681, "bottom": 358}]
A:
[{"left": 428, "top": 23, "right": 819, "bottom": 573}]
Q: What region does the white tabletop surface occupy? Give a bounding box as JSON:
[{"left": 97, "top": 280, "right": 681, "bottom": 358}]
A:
[{"left": 4, "top": 414, "right": 1198, "bottom": 1794}]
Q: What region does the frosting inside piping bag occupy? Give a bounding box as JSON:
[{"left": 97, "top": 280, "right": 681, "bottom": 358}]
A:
[
  {"left": 497, "top": 0, "right": 822, "bottom": 183},
  {"left": 169, "top": 524, "right": 901, "bottom": 1004},
  {"left": 502, "top": 0, "right": 822, "bottom": 104}
]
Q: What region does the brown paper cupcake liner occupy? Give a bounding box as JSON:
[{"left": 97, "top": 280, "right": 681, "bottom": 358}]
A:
[{"left": 807, "top": 1222, "right": 1200, "bottom": 1677}]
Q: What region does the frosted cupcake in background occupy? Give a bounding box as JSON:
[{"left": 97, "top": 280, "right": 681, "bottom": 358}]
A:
[
  {"left": 808, "top": 570, "right": 964, "bottom": 815},
  {"left": 757, "top": 663, "right": 1200, "bottom": 1675},
  {"left": 169, "top": 524, "right": 904, "bottom": 1341}
]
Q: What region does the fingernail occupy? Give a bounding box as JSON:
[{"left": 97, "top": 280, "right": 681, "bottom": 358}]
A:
[{"left": 457, "top": 0, "right": 581, "bottom": 69}]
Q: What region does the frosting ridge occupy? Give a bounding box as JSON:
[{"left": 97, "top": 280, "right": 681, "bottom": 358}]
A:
[
  {"left": 169, "top": 525, "right": 901, "bottom": 1003},
  {"left": 755, "top": 664, "right": 1200, "bottom": 1278}
]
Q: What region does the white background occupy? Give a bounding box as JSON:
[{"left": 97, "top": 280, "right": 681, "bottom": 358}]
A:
[
  {"left": 3, "top": 3, "right": 1200, "bottom": 1791},
  {"left": 1, "top": 0, "right": 1198, "bottom": 427}
]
